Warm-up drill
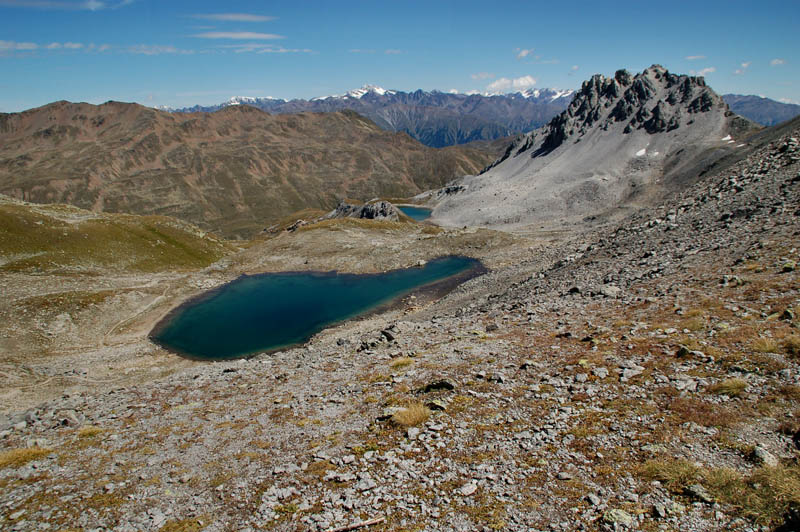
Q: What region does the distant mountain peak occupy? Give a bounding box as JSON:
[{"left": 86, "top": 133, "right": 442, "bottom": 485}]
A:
[{"left": 226, "top": 95, "right": 285, "bottom": 106}]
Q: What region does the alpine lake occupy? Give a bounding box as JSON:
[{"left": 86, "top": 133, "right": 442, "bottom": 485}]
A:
[
  {"left": 151, "top": 256, "right": 484, "bottom": 360},
  {"left": 397, "top": 205, "right": 432, "bottom": 221}
]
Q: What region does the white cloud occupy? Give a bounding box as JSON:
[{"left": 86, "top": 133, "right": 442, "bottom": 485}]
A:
[
  {"left": 733, "top": 61, "right": 751, "bottom": 75},
  {"left": 779, "top": 97, "right": 799, "bottom": 105},
  {"left": 0, "top": 40, "right": 38, "bottom": 51},
  {"left": 128, "top": 44, "right": 193, "bottom": 55},
  {"left": 349, "top": 49, "right": 375, "bottom": 54},
  {"left": 217, "top": 43, "right": 312, "bottom": 54},
  {"left": 516, "top": 48, "right": 533, "bottom": 59},
  {"left": 0, "top": 0, "right": 132, "bottom": 9},
  {"left": 771, "top": 58, "right": 785, "bottom": 66},
  {"left": 689, "top": 67, "right": 716, "bottom": 76},
  {"left": 487, "top": 75, "right": 537, "bottom": 92},
  {"left": 571, "top": 65, "right": 579, "bottom": 71},
  {"left": 384, "top": 49, "right": 403, "bottom": 55},
  {"left": 64, "top": 42, "right": 83, "bottom": 49},
  {"left": 685, "top": 55, "right": 706, "bottom": 60},
  {"left": 192, "top": 31, "right": 283, "bottom": 40},
  {"left": 192, "top": 13, "right": 274, "bottom": 22},
  {"left": 470, "top": 72, "right": 494, "bottom": 80},
  {"left": 257, "top": 46, "right": 312, "bottom": 54}
]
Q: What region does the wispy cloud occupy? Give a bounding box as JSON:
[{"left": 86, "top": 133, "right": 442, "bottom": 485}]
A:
[
  {"left": 128, "top": 44, "right": 193, "bottom": 56},
  {"left": 0, "top": 40, "right": 38, "bottom": 51},
  {"left": 516, "top": 48, "right": 533, "bottom": 59},
  {"left": 733, "top": 61, "right": 751, "bottom": 75},
  {"left": 1, "top": 39, "right": 110, "bottom": 54},
  {"left": 0, "top": 0, "right": 132, "bottom": 9},
  {"left": 689, "top": 67, "right": 716, "bottom": 76},
  {"left": 779, "top": 97, "right": 798, "bottom": 105},
  {"left": 471, "top": 72, "right": 494, "bottom": 80},
  {"left": 192, "top": 31, "right": 283, "bottom": 40},
  {"left": 384, "top": 49, "right": 403, "bottom": 55},
  {"left": 349, "top": 49, "right": 375, "bottom": 54},
  {"left": 570, "top": 65, "right": 579, "bottom": 71},
  {"left": 771, "top": 58, "right": 785, "bottom": 66},
  {"left": 216, "top": 43, "right": 312, "bottom": 54},
  {"left": 191, "top": 13, "right": 273, "bottom": 22},
  {"left": 45, "top": 41, "right": 84, "bottom": 49},
  {"left": 685, "top": 55, "right": 706, "bottom": 61},
  {"left": 487, "top": 75, "right": 537, "bottom": 92}
]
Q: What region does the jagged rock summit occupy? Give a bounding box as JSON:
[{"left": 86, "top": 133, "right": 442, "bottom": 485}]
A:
[
  {"left": 433, "top": 65, "right": 759, "bottom": 230},
  {"left": 322, "top": 200, "right": 401, "bottom": 221}
]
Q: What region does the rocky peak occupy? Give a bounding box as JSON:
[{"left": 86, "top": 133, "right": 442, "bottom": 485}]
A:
[
  {"left": 323, "top": 200, "right": 400, "bottom": 221},
  {"left": 521, "top": 65, "right": 728, "bottom": 157}
]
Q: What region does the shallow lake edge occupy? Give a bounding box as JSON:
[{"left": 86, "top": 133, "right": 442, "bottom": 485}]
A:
[{"left": 148, "top": 255, "right": 487, "bottom": 361}]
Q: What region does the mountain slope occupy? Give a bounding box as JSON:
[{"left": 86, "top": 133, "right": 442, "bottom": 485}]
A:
[
  {"left": 173, "top": 87, "right": 574, "bottom": 147},
  {"left": 0, "top": 193, "right": 233, "bottom": 273},
  {"left": 0, "top": 102, "right": 493, "bottom": 238},
  {"left": 722, "top": 94, "right": 800, "bottom": 126},
  {"left": 433, "top": 65, "right": 759, "bottom": 230}
]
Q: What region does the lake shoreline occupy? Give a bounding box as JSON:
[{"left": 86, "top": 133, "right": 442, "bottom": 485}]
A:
[{"left": 149, "top": 255, "right": 487, "bottom": 361}]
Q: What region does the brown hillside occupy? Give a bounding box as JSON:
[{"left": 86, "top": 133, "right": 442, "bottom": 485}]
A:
[{"left": 0, "top": 101, "right": 493, "bottom": 238}]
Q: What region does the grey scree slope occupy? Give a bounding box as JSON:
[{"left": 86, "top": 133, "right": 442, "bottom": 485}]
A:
[{"left": 433, "top": 65, "right": 757, "bottom": 230}]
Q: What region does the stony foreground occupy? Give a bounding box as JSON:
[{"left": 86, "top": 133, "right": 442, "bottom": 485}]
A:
[{"left": 1, "top": 129, "right": 799, "bottom": 531}]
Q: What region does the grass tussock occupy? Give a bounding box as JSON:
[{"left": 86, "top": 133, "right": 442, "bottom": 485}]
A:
[
  {"left": 0, "top": 447, "right": 53, "bottom": 469},
  {"left": 668, "top": 397, "right": 741, "bottom": 427},
  {"left": 708, "top": 378, "right": 748, "bottom": 397},
  {"left": 389, "top": 356, "right": 414, "bottom": 369},
  {"left": 77, "top": 425, "right": 106, "bottom": 438},
  {"left": 752, "top": 337, "right": 779, "bottom": 353},
  {"left": 639, "top": 459, "right": 800, "bottom": 526},
  {"left": 391, "top": 402, "right": 431, "bottom": 428},
  {"left": 158, "top": 517, "right": 210, "bottom": 532}
]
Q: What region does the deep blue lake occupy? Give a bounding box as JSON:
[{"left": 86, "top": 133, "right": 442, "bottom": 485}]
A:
[
  {"left": 398, "top": 205, "right": 432, "bottom": 221},
  {"left": 151, "top": 256, "right": 483, "bottom": 360}
]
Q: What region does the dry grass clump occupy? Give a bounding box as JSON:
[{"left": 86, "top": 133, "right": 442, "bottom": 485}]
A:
[
  {"left": 638, "top": 458, "right": 702, "bottom": 492},
  {"left": 77, "top": 425, "right": 106, "bottom": 438},
  {"left": 389, "top": 356, "right": 414, "bottom": 369},
  {"left": 639, "top": 459, "right": 800, "bottom": 525},
  {"left": 708, "top": 378, "right": 748, "bottom": 397},
  {"left": 752, "top": 337, "right": 779, "bottom": 353},
  {"left": 668, "top": 397, "right": 741, "bottom": 427},
  {"left": 0, "top": 447, "right": 53, "bottom": 469},
  {"left": 391, "top": 402, "right": 431, "bottom": 427}
]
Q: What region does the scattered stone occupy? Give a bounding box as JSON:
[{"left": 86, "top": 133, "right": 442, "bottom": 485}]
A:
[
  {"left": 600, "top": 284, "right": 622, "bottom": 298},
  {"left": 685, "top": 483, "right": 714, "bottom": 503},
  {"left": 752, "top": 445, "right": 779, "bottom": 467},
  {"left": 418, "top": 380, "right": 455, "bottom": 393},
  {"left": 603, "top": 509, "right": 634, "bottom": 527},
  {"left": 459, "top": 482, "right": 478, "bottom": 497}
]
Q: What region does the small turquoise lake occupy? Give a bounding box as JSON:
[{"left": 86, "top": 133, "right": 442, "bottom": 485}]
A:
[
  {"left": 151, "top": 256, "right": 483, "bottom": 360},
  {"left": 398, "top": 205, "right": 432, "bottom": 221}
]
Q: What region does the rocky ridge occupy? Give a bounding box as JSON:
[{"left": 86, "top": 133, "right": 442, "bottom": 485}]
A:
[
  {"left": 433, "top": 65, "right": 759, "bottom": 230},
  {"left": 1, "top": 121, "right": 798, "bottom": 531}
]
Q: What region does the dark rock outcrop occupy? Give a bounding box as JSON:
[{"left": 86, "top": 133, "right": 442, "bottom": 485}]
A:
[{"left": 324, "top": 200, "right": 400, "bottom": 221}]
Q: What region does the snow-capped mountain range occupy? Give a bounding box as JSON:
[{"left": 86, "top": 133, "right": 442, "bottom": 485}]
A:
[
  {"left": 171, "top": 85, "right": 576, "bottom": 147},
  {"left": 168, "top": 85, "right": 798, "bottom": 148}
]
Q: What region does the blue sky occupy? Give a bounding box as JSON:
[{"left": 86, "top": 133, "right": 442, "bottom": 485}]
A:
[{"left": 0, "top": 0, "right": 797, "bottom": 112}]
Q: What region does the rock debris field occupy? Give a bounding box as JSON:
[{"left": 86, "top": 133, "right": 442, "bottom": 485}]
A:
[{"left": 1, "top": 127, "right": 800, "bottom": 531}]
